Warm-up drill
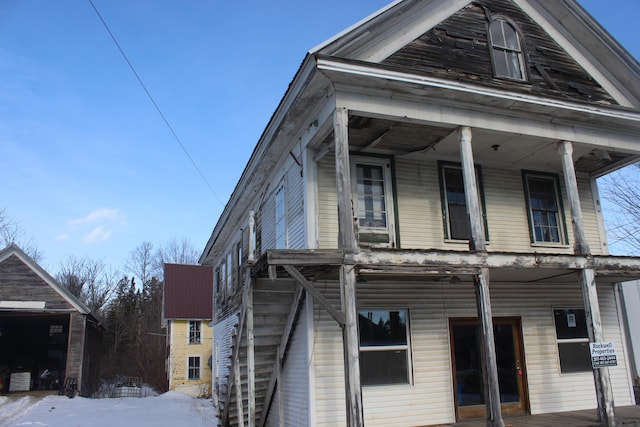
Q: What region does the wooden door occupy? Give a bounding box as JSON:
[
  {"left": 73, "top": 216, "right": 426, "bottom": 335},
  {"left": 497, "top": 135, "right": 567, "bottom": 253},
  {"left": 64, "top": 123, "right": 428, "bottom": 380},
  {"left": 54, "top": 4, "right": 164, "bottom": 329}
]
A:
[{"left": 450, "top": 317, "right": 529, "bottom": 420}]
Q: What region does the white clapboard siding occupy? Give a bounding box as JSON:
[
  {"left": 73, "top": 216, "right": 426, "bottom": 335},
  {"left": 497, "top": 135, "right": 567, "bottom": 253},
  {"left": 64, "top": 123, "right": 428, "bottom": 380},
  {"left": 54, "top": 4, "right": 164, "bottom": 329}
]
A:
[
  {"left": 261, "top": 188, "right": 276, "bottom": 251},
  {"left": 287, "top": 160, "right": 306, "bottom": 249},
  {"left": 317, "top": 155, "right": 339, "bottom": 249},
  {"left": 213, "top": 312, "right": 240, "bottom": 401},
  {"left": 310, "top": 280, "right": 633, "bottom": 426},
  {"left": 266, "top": 301, "right": 311, "bottom": 427},
  {"left": 316, "top": 157, "right": 605, "bottom": 254}
]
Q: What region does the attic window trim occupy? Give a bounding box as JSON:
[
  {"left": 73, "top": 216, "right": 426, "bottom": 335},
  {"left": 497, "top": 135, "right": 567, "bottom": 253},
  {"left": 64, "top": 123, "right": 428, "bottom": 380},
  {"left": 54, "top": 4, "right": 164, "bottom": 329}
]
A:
[{"left": 487, "top": 16, "right": 528, "bottom": 82}]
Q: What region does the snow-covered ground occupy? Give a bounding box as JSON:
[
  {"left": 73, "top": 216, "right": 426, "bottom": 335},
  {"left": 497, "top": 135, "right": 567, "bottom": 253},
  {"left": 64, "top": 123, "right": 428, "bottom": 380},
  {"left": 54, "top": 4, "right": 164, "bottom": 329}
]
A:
[{"left": 0, "top": 391, "right": 219, "bottom": 427}]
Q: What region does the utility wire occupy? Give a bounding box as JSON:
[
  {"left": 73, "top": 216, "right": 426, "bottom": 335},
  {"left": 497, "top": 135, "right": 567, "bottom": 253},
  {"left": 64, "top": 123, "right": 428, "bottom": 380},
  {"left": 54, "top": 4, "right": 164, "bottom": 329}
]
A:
[{"left": 88, "top": 0, "right": 225, "bottom": 207}]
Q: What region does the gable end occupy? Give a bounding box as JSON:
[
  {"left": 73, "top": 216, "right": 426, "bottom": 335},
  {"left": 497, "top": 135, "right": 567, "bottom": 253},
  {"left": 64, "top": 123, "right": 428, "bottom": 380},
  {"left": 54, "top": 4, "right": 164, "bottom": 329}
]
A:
[{"left": 380, "top": 0, "right": 618, "bottom": 106}]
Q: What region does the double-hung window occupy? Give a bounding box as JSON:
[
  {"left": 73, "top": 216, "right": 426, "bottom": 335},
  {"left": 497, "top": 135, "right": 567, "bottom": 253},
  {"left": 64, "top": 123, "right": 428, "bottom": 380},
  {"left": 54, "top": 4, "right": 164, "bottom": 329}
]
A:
[
  {"left": 189, "top": 320, "right": 201, "bottom": 344},
  {"left": 275, "top": 182, "right": 286, "bottom": 249},
  {"left": 489, "top": 18, "right": 526, "bottom": 81},
  {"left": 358, "top": 309, "right": 410, "bottom": 386},
  {"left": 352, "top": 157, "right": 396, "bottom": 247},
  {"left": 553, "top": 309, "right": 591, "bottom": 373},
  {"left": 523, "top": 172, "right": 566, "bottom": 245},
  {"left": 188, "top": 356, "right": 201, "bottom": 380},
  {"left": 439, "top": 163, "right": 487, "bottom": 241}
]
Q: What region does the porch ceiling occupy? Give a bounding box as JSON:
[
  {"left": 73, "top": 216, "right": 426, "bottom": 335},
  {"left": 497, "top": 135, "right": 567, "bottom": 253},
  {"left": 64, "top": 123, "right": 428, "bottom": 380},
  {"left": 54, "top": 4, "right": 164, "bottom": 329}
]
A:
[{"left": 341, "top": 114, "right": 638, "bottom": 176}]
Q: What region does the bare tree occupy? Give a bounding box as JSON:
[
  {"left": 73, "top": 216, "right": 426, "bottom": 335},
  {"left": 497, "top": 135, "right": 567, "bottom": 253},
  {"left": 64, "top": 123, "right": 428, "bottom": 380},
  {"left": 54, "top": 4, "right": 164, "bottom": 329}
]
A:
[
  {"left": 126, "top": 241, "right": 155, "bottom": 286},
  {"left": 0, "top": 207, "right": 43, "bottom": 262},
  {"left": 56, "top": 255, "right": 119, "bottom": 315},
  {"left": 154, "top": 237, "right": 199, "bottom": 279},
  {"left": 599, "top": 163, "right": 640, "bottom": 254}
]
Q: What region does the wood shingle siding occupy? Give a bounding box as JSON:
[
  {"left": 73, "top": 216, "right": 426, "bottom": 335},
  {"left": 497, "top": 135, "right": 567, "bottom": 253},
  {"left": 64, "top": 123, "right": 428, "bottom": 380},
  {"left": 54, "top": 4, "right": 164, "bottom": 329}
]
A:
[
  {"left": 0, "top": 255, "right": 75, "bottom": 311},
  {"left": 381, "top": 0, "right": 617, "bottom": 105}
]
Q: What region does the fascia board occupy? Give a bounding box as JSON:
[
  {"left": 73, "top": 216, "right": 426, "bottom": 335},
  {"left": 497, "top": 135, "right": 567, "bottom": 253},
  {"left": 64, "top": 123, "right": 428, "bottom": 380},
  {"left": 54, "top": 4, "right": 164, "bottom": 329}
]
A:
[{"left": 317, "top": 57, "right": 640, "bottom": 126}]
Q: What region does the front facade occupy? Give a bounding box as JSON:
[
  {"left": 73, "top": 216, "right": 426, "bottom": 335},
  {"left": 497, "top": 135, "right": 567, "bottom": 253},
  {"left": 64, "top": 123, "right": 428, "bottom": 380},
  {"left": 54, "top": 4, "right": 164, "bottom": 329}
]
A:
[
  {"left": 0, "top": 244, "right": 102, "bottom": 396},
  {"left": 163, "top": 263, "right": 213, "bottom": 397},
  {"left": 201, "top": 1, "right": 640, "bottom": 426}
]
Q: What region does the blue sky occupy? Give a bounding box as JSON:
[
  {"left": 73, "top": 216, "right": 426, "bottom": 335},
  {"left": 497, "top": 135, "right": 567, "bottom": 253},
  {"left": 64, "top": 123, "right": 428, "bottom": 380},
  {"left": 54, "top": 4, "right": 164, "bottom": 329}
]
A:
[{"left": 1, "top": 1, "right": 638, "bottom": 273}]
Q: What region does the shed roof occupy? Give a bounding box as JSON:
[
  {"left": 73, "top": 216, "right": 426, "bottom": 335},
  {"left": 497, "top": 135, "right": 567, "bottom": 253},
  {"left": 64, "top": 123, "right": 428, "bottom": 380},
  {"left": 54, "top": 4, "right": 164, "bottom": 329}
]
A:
[{"left": 163, "top": 263, "right": 213, "bottom": 319}]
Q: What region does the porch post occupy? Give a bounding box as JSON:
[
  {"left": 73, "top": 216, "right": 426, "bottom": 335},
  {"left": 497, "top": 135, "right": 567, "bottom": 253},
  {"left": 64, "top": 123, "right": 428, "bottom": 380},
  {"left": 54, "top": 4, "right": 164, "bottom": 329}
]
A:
[
  {"left": 334, "top": 107, "right": 365, "bottom": 427},
  {"left": 459, "top": 126, "right": 504, "bottom": 427},
  {"left": 558, "top": 141, "right": 616, "bottom": 426}
]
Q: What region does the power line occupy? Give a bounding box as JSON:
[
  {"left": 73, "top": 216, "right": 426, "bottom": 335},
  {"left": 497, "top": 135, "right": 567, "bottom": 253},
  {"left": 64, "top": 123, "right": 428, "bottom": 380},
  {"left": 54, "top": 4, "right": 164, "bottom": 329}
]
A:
[{"left": 88, "top": 0, "right": 225, "bottom": 207}]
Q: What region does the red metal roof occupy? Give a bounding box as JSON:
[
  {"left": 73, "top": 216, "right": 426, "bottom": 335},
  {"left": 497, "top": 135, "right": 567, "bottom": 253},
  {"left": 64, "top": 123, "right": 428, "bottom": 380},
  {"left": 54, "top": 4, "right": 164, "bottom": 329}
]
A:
[{"left": 163, "top": 263, "right": 213, "bottom": 319}]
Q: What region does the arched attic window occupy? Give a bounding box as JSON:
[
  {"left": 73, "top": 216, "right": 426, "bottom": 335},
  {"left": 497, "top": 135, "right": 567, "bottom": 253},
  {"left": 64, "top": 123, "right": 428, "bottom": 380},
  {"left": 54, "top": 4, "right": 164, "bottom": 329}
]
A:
[{"left": 488, "top": 18, "right": 526, "bottom": 81}]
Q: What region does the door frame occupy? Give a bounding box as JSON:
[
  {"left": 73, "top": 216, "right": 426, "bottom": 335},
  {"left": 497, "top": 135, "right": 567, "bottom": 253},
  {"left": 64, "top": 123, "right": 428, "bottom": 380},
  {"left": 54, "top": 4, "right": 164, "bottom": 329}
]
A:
[{"left": 449, "top": 316, "right": 530, "bottom": 420}]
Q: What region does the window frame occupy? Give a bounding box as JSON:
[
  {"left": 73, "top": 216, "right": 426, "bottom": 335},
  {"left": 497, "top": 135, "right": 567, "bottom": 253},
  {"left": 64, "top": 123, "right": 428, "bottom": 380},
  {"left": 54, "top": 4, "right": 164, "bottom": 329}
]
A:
[
  {"left": 188, "top": 320, "right": 201, "bottom": 344},
  {"left": 438, "top": 162, "right": 489, "bottom": 242},
  {"left": 351, "top": 156, "right": 397, "bottom": 248},
  {"left": 488, "top": 17, "right": 527, "bottom": 81},
  {"left": 553, "top": 308, "right": 592, "bottom": 374},
  {"left": 275, "top": 180, "right": 287, "bottom": 249},
  {"left": 522, "top": 171, "right": 568, "bottom": 246},
  {"left": 187, "top": 356, "right": 201, "bottom": 380},
  {"left": 358, "top": 308, "right": 412, "bottom": 386}
]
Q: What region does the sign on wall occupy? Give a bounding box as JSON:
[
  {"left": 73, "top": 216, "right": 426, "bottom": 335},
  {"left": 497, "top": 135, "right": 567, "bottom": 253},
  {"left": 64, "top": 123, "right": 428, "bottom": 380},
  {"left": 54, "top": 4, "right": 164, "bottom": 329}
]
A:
[{"left": 590, "top": 342, "right": 617, "bottom": 368}]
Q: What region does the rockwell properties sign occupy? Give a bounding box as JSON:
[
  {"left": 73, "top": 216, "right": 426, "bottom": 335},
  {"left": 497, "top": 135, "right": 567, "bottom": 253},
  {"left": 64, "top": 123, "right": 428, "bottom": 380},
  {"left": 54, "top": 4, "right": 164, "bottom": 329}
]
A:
[{"left": 590, "top": 342, "right": 618, "bottom": 368}]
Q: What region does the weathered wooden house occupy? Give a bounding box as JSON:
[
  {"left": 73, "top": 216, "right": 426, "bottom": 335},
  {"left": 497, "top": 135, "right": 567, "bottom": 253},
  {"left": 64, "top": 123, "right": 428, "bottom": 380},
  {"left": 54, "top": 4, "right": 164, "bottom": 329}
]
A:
[
  {"left": 0, "top": 244, "right": 102, "bottom": 395},
  {"left": 163, "top": 263, "right": 213, "bottom": 397},
  {"left": 200, "top": 0, "right": 640, "bottom": 425}
]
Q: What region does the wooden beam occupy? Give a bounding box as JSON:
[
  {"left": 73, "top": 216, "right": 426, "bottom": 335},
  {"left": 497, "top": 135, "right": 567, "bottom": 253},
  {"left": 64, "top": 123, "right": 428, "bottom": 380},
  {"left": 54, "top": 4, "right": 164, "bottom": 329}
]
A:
[
  {"left": 248, "top": 211, "right": 256, "bottom": 263},
  {"left": 558, "top": 141, "right": 590, "bottom": 255},
  {"left": 283, "top": 265, "right": 345, "bottom": 326},
  {"left": 276, "top": 347, "right": 284, "bottom": 427}
]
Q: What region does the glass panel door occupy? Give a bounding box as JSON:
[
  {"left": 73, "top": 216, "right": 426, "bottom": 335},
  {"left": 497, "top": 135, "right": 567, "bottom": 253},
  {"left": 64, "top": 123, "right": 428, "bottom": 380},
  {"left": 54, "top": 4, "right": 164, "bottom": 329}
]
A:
[{"left": 450, "top": 318, "right": 528, "bottom": 420}]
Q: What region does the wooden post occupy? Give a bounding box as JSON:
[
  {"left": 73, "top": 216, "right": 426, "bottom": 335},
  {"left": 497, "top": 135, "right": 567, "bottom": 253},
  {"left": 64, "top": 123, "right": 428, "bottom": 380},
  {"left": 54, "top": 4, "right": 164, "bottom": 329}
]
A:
[
  {"left": 558, "top": 141, "right": 616, "bottom": 426},
  {"left": 557, "top": 141, "right": 589, "bottom": 255},
  {"left": 235, "top": 359, "right": 245, "bottom": 427},
  {"left": 247, "top": 287, "right": 256, "bottom": 426},
  {"left": 334, "top": 107, "right": 365, "bottom": 427},
  {"left": 276, "top": 346, "right": 284, "bottom": 427},
  {"left": 459, "top": 126, "right": 504, "bottom": 427}
]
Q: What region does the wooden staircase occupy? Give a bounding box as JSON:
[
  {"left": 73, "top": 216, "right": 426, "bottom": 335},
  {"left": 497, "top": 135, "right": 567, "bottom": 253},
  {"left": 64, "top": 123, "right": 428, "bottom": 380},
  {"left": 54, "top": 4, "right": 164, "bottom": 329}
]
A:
[{"left": 220, "top": 279, "right": 300, "bottom": 427}]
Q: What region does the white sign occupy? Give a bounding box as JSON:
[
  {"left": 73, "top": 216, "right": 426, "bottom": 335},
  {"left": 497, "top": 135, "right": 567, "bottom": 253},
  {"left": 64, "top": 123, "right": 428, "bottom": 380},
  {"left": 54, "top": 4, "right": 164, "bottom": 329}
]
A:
[{"left": 590, "top": 342, "right": 617, "bottom": 368}]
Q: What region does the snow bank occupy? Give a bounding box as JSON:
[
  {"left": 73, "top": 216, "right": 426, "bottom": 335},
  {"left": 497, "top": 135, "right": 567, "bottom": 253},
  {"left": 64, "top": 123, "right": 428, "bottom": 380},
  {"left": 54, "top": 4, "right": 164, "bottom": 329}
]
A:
[{"left": 0, "top": 392, "right": 218, "bottom": 427}]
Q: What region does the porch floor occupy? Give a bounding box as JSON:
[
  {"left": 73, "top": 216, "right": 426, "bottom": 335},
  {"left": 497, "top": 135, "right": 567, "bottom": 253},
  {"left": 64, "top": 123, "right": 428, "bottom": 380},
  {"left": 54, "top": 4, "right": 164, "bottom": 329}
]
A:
[{"left": 435, "top": 405, "right": 640, "bottom": 426}]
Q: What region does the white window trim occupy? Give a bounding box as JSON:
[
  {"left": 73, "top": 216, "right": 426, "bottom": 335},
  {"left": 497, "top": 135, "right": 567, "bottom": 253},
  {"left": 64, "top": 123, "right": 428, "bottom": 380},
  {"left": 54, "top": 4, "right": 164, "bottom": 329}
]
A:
[
  {"left": 351, "top": 156, "right": 396, "bottom": 248},
  {"left": 187, "top": 355, "right": 201, "bottom": 381},
  {"left": 188, "top": 320, "right": 202, "bottom": 345},
  {"left": 523, "top": 171, "right": 568, "bottom": 246}
]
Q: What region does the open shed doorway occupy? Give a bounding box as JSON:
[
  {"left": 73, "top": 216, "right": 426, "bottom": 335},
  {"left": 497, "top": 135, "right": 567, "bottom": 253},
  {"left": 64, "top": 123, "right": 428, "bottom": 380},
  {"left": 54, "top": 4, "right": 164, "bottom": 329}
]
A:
[{"left": 0, "top": 313, "right": 70, "bottom": 393}]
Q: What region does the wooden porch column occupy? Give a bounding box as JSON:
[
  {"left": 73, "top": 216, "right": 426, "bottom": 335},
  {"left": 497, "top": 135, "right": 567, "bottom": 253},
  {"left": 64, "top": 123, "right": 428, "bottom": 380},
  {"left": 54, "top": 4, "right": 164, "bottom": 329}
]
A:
[
  {"left": 558, "top": 140, "right": 616, "bottom": 426},
  {"left": 459, "top": 126, "right": 504, "bottom": 427},
  {"left": 334, "top": 107, "right": 365, "bottom": 427}
]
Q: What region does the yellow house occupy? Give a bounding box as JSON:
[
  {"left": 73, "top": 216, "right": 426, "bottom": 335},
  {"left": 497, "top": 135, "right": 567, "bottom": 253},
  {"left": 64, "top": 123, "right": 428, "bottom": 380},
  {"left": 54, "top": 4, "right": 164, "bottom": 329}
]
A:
[{"left": 163, "top": 263, "right": 213, "bottom": 397}]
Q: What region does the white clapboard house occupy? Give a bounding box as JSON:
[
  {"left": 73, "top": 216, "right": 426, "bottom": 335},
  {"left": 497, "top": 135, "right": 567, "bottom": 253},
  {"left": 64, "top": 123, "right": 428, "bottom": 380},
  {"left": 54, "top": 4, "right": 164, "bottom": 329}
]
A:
[{"left": 200, "top": 0, "right": 640, "bottom": 426}]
